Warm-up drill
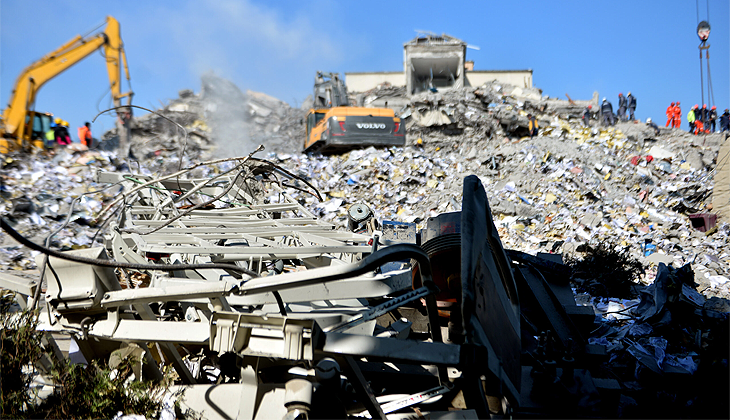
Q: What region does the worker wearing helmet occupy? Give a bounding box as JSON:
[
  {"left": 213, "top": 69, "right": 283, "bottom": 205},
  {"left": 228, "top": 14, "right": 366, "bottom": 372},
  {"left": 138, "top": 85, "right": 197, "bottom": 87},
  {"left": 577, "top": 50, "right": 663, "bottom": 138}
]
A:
[
  {"left": 617, "top": 93, "right": 627, "bottom": 122},
  {"left": 666, "top": 102, "right": 675, "bottom": 127},
  {"left": 54, "top": 118, "right": 72, "bottom": 146},
  {"left": 687, "top": 106, "right": 697, "bottom": 133},
  {"left": 720, "top": 109, "right": 730, "bottom": 133},
  {"left": 646, "top": 117, "right": 659, "bottom": 135},
  {"left": 44, "top": 120, "right": 57, "bottom": 151},
  {"left": 626, "top": 92, "right": 637, "bottom": 121},
  {"left": 693, "top": 105, "right": 704, "bottom": 134},
  {"left": 708, "top": 105, "right": 717, "bottom": 133},
  {"left": 672, "top": 102, "right": 682, "bottom": 128},
  {"left": 700, "top": 105, "right": 709, "bottom": 132},
  {"left": 600, "top": 97, "right": 614, "bottom": 126},
  {"left": 582, "top": 105, "right": 592, "bottom": 127}
]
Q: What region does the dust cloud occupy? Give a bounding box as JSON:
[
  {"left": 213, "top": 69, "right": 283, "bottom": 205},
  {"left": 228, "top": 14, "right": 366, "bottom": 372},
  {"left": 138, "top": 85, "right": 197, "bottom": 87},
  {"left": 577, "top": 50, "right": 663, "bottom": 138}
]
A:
[{"left": 199, "top": 72, "right": 256, "bottom": 157}]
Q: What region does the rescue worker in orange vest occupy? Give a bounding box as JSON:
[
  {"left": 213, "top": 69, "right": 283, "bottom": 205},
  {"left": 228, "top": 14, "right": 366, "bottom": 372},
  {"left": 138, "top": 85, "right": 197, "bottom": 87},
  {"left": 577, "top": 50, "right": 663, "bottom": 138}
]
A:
[
  {"left": 672, "top": 101, "right": 682, "bottom": 128},
  {"left": 78, "top": 122, "right": 93, "bottom": 147},
  {"left": 666, "top": 102, "right": 675, "bottom": 127}
]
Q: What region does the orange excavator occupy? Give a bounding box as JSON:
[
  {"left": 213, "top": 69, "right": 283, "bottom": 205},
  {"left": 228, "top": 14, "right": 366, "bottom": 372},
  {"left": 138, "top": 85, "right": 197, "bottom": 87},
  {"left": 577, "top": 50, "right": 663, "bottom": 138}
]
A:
[
  {"left": 304, "top": 71, "right": 404, "bottom": 154},
  {"left": 0, "top": 16, "right": 133, "bottom": 153}
]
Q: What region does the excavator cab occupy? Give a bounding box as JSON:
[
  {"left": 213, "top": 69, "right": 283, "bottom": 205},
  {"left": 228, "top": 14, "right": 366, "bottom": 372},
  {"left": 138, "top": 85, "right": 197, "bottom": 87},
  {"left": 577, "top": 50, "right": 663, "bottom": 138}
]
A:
[
  {"left": 28, "top": 112, "right": 54, "bottom": 146},
  {"left": 1, "top": 112, "right": 52, "bottom": 153},
  {"left": 304, "top": 110, "right": 326, "bottom": 149}
]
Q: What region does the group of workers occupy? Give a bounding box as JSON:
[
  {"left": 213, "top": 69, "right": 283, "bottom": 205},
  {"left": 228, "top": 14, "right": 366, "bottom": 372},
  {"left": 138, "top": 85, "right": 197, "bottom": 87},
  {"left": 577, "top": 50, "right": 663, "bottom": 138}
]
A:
[
  {"left": 644, "top": 103, "right": 729, "bottom": 136},
  {"left": 686, "top": 104, "right": 723, "bottom": 134},
  {"left": 45, "top": 118, "right": 71, "bottom": 148},
  {"left": 599, "top": 93, "right": 637, "bottom": 126},
  {"left": 587, "top": 95, "right": 729, "bottom": 135},
  {"left": 664, "top": 102, "right": 683, "bottom": 128},
  {"left": 44, "top": 119, "right": 94, "bottom": 151}
]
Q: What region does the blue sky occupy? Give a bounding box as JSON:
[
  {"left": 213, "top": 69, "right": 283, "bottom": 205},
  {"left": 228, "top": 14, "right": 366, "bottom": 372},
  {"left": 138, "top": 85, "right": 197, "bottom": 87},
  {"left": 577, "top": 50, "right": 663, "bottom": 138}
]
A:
[{"left": 1, "top": 0, "right": 728, "bottom": 138}]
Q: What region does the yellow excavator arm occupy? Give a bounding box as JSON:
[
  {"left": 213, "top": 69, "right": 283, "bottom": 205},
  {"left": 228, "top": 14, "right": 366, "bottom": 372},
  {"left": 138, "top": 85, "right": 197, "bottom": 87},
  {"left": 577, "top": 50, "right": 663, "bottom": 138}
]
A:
[{"left": 1, "top": 16, "right": 132, "bottom": 147}]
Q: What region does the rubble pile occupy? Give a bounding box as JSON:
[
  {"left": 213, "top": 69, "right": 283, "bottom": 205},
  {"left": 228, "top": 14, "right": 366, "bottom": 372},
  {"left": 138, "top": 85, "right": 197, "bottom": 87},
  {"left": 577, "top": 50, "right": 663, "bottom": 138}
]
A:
[
  {"left": 1, "top": 74, "right": 729, "bottom": 418},
  {"left": 576, "top": 261, "right": 729, "bottom": 418},
  {"left": 353, "top": 82, "right": 409, "bottom": 110},
  {"left": 393, "top": 82, "right": 591, "bottom": 140},
  {"left": 277, "top": 132, "right": 729, "bottom": 303},
  {"left": 0, "top": 150, "right": 122, "bottom": 270},
  {"left": 355, "top": 82, "right": 727, "bottom": 291},
  {"left": 3, "top": 76, "right": 729, "bottom": 301},
  {"left": 101, "top": 73, "right": 306, "bottom": 173}
]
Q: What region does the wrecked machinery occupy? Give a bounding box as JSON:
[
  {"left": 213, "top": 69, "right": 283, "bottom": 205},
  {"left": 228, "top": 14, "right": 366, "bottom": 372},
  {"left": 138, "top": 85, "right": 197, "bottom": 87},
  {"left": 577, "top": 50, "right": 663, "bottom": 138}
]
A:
[{"left": 3, "top": 148, "right": 646, "bottom": 419}]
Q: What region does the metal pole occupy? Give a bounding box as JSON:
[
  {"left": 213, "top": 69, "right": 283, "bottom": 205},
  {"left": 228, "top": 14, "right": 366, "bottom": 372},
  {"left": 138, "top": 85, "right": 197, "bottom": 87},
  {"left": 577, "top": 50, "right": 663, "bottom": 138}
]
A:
[
  {"left": 706, "top": 48, "right": 713, "bottom": 107},
  {"left": 699, "top": 42, "right": 705, "bottom": 107}
]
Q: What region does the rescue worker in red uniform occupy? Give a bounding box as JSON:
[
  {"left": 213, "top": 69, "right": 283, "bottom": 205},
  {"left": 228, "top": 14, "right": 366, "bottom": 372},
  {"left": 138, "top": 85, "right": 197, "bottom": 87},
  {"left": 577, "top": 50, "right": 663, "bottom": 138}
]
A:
[
  {"left": 666, "top": 102, "right": 675, "bottom": 127},
  {"left": 672, "top": 102, "right": 682, "bottom": 128}
]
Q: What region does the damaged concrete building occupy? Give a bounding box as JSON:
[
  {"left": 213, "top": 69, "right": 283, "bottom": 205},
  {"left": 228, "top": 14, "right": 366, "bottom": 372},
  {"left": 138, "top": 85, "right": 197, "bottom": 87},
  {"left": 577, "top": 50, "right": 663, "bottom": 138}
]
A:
[{"left": 346, "top": 32, "right": 533, "bottom": 96}]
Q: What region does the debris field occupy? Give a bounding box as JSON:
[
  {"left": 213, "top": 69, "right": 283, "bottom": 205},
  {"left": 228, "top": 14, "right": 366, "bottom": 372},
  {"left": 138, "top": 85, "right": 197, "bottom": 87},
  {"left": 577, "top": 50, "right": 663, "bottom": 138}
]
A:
[{"left": 1, "top": 74, "right": 728, "bottom": 419}]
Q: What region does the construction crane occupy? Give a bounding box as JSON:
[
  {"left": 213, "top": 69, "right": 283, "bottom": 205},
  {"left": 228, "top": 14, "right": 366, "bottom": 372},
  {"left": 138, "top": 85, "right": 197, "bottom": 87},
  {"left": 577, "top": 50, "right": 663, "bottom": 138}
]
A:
[{"left": 0, "top": 16, "right": 133, "bottom": 153}]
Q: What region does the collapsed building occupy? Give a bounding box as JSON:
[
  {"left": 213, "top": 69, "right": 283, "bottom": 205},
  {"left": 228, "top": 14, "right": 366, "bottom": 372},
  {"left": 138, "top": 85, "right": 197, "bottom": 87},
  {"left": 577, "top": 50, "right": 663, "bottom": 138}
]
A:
[
  {"left": 345, "top": 32, "right": 533, "bottom": 100},
  {"left": 1, "top": 70, "right": 729, "bottom": 418},
  {"left": 404, "top": 33, "right": 469, "bottom": 94}
]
